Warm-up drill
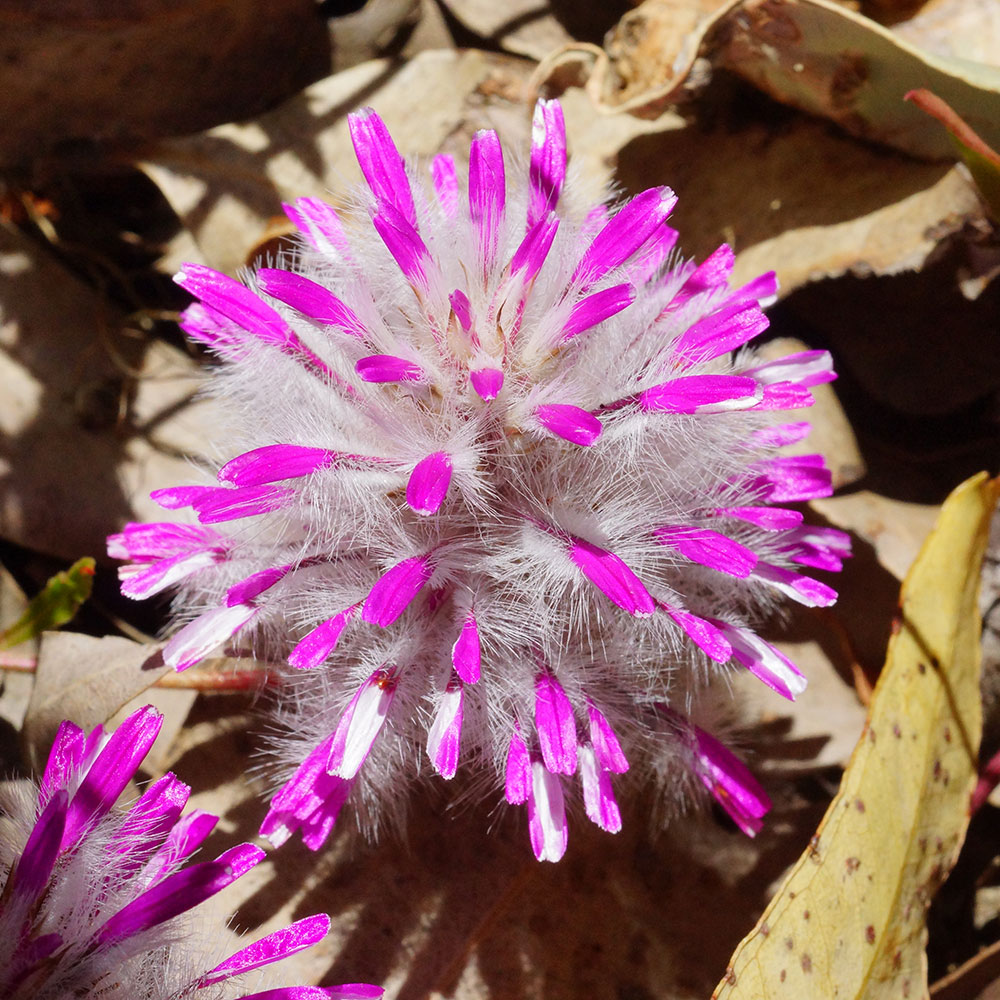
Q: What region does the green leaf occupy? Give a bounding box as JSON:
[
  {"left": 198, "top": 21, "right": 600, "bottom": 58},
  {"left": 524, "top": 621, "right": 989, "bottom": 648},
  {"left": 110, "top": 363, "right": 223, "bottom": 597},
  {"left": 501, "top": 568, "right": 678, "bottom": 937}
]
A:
[{"left": 0, "top": 557, "right": 96, "bottom": 650}]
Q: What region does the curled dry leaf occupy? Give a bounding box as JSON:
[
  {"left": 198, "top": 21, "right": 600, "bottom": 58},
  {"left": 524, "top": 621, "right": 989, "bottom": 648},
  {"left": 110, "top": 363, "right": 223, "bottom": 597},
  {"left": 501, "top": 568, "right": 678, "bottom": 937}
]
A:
[
  {"left": 537, "top": 0, "right": 1000, "bottom": 159},
  {"left": 0, "top": 226, "right": 219, "bottom": 560},
  {"left": 533, "top": 0, "right": 735, "bottom": 112},
  {"left": 21, "top": 631, "right": 168, "bottom": 770},
  {"left": 713, "top": 471, "right": 1000, "bottom": 1000}
]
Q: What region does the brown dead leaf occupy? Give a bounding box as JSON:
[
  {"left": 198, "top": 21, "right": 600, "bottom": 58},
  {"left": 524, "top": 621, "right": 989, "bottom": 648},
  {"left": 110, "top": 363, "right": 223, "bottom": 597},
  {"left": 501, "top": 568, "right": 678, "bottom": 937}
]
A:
[
  {"left": 533, "top": 0, "right": 989, "bottom": 299},
  {"left": 398, "top": 0, "right": 457, "bottom": 60},
  {"left": 0, "top": 0, "right": 330, "bottom": 171},
  {"left": 731, "top": 165, "right": 982, "bottom": 294},
  {"left": 0, "top": 226, "right": 219, "bottom": 560},
  {"left": 736, "top": 607, "right": 870, "bottom": 771},
  {"left": 109, "top": 685, "right": 199, "bottom": 777},
  {"left": 142, "top": 51, "right": 537, "bottom": 275},
  {"left": 806, "top": 491, "right": 945, "bottom": 700},
  {"left": 142, "top": 50, "right": 678, "bottom": 276},
  {"left": 22, "top": 631, "right": 167, "bottom": 770},
  {"left": 534, "top": 0, "right": 735, "bottom": 112},
  {"left": 614, "top": 100, "right": 981, "bottom": 296},
  {"left": 717, "top": 0, "right": 1000, "bottom": 159}
]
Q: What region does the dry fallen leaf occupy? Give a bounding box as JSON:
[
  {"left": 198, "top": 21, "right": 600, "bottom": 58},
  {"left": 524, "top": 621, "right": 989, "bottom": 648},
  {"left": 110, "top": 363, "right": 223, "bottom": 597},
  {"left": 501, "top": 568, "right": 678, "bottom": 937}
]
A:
[
  {"left": 731, "top": 166, "right": 982, "bottom": 295},
  {"left": 21, "top": 631, "right": 167, "bottom": 770},
  {"left": 737, "top": 608, "right": 870, "bottom": 772},
  {"left": 714, "top": 471, "right": 999, "bottom": 999},
  {"left": 612, "top": 100, "right": 982, "bottom": 296},
  {"left": 533, "top": 0, "right": 735, "bottom": 112},
  {"left": 538, "top": 0, "right": 1000, "bottom": 159},
  {"left": 0, "top": 0, "right": 330, "bottom": 170},
  {"left": 716, "top": 0, "right": 1000, "bottom": 160},
  {"left": 328, "top": 0, "right": 424, "bottom": 71},
  {"left": 141, "top": 51, "right": 538, "bottom": 276},
  {"left": 536, "top": 1, "right": 996, "bottom": 301},
  {"left": 141, "top": 49, "right": 678, "bottom": 276}
]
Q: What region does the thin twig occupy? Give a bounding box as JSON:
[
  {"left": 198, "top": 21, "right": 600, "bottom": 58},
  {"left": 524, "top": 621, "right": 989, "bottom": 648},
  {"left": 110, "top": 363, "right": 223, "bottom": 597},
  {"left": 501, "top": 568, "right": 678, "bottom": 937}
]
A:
[
  {"left": 0, "top": 653, "right": 277, "bottom": 691},
  {"left": 0, "top": 653, "right": 35, "bottom": 670}
]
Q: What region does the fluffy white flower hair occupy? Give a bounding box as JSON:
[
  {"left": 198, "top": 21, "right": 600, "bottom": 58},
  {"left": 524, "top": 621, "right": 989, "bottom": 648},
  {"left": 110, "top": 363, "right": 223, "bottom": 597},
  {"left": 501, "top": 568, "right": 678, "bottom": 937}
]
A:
[{"left": 109, "top": 99, "right": 849, "bottom": 861}]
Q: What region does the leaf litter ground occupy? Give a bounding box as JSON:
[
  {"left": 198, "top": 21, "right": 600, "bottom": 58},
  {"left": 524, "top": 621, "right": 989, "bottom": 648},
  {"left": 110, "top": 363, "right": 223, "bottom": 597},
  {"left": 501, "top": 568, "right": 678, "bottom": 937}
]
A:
[{"left": 1, "top": 1, "right": 1000, "bottom": 996}]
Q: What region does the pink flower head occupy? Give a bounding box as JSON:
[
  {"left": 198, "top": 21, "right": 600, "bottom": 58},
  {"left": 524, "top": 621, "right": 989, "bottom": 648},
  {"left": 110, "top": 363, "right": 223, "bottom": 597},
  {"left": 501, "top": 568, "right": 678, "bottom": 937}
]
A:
[
  {"left": 111, "top": 99, "right": 846, "bottom": 860},
  {"left": 0, "top": 707, "right": 380, "bottom": 1000}
]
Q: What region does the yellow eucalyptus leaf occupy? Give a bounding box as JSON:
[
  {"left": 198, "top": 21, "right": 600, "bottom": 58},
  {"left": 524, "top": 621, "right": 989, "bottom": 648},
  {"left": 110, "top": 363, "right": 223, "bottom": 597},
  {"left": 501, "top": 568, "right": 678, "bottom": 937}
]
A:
[{"left": 714, "top": 471, "right": 1000, "bottom": 1000}]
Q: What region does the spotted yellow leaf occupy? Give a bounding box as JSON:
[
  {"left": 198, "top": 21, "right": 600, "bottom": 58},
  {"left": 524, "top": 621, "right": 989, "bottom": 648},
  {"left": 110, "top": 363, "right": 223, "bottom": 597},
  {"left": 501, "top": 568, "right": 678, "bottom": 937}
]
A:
[{"left": 714, "top": 471, "right": 999, "bottom": 1000}]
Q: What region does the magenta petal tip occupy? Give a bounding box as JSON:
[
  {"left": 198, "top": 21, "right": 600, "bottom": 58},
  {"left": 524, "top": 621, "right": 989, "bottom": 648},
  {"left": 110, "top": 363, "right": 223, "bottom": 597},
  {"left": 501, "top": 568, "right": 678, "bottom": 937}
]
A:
[
  {"left": 406, "top": 452, "right": 453, "bottom": 516},
  {"left": 536, "top": 404, "right": 602, "bottom": 447},
  {"left": 356, "top": 354, "right": 424, "bottom": 383},
  {"left": 470, "top": 367, "right": 504, "bottom": 400}
]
